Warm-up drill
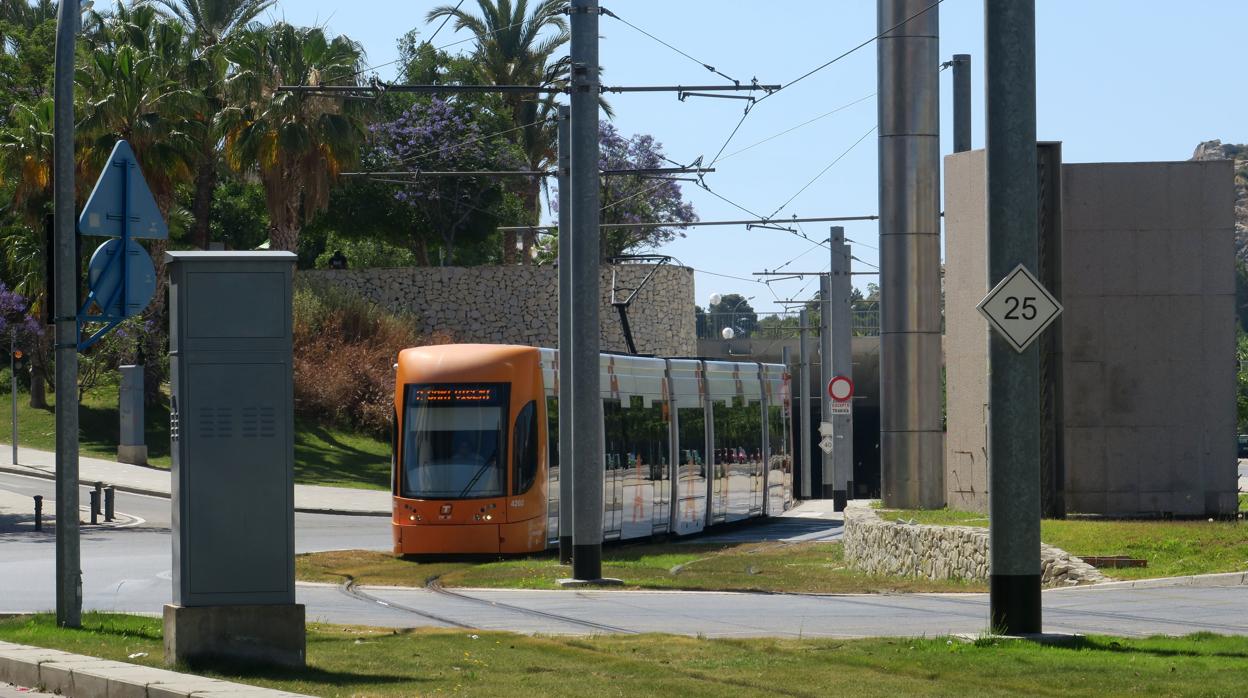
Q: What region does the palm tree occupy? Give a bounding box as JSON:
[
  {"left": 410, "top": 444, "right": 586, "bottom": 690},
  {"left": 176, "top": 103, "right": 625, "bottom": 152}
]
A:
[
  {"left": 78, "top": 2, "right": 201, "bottom": 403},
  {"left": 0, "top": 98, "right": 55, "bottom": 408},
  {"left": 77, "top": 3, "right": 199, "bottom": 215},
  {"left": 217, "top": 22, "right": 366, "bottom": 252},
  {"left": 426, "top": 0, "right": 569, "bottom": 264},
  {"left": 142, "top": 0, "right": 273, "bottom": 47},
  {"left": 141, "top": 0, "right": 275, "bottom": 249}
]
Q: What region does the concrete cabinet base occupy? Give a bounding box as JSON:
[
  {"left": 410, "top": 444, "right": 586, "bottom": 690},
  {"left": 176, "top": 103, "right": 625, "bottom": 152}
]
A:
[{"left": 163, "top": 603, "right": 305, "bottom": 668}]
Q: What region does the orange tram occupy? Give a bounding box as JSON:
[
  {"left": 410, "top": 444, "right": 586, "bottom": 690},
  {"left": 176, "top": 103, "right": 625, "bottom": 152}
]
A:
[{"left": 392, "top": 344, "right": 794, "bottom": 555}]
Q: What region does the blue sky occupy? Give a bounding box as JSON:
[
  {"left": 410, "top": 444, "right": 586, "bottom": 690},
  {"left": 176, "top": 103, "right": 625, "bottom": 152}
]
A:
[{"left": 271, "top": 1, "right": 1248, "bottom": 313}]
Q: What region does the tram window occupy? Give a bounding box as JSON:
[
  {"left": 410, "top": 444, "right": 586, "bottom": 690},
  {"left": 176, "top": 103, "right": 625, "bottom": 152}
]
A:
[
  {"left": 677, "top": 406, "right": 706, "bottom": 473},
  {"left": 402, "top": 383, "right": 508, "bottom": 499},
  {"left": 391, "top": 407, "right": 399, "bottom": 495},
  {"left": 603, "top": 399, "right": 624, "bottom": 471},
  {"left": 513, "top": 401, "right": 538, "bottom": 495}
]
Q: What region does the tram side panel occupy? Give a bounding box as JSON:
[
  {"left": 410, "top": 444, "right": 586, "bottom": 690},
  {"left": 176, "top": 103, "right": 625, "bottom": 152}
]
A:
[
  {"left": 540, "top": 348, "right": 560, "bottom": 547},
  {"left": 667, "top": 359, "right": 708, "bottom": 535},
  {"left": 762, "top": 363, "right": 794, "bottom": 515},
  {"left": 602, "top": 354, "right": 669, "bottom": 542},
  {"left": 704, "top": 360, "right": 765, "bottom": 523}
]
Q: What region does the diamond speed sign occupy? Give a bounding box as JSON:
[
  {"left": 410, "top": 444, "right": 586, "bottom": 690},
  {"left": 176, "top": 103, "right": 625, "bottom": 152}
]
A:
[{"left": 976, "top": 264, "right": 1062, "bottom": 353}]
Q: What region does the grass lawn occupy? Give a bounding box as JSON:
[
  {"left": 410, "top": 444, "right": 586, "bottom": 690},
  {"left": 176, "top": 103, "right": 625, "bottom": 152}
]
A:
[
  {"left": 881, "top": 507, "right": 1248, "bottom": 580},
  {"left": 2, "top": 613, "right": 1247, "bottom": 697},
  {"left": 1, "top": 380, "right": 389, "bottom": 490},
  {"left": 296, "top": 541, "right": 988, "bottom": 594}
]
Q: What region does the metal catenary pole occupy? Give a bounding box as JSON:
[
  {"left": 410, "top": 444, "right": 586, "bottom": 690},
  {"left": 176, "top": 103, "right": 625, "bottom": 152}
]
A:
[
  {"left": 877, "top": 0, "right": 944, "bottom": 509},
  {"left": 830, "top": 227, "right": 854, "bottom": 506},
  {"left": 569, "top": 0, "right": 604, "bottom": 581},
  {"left": 53, "top": 0, "right": 82, "bottom": 628},
  {"left": 556, "top": 105, "right": 574, "bottom": 565},
  {"left": 819, "top": 274, "right": 835, "bottom": 502},
  {"left": 952, "top": 53, "right": 972, "bottom": 153},
  {"left": 798, "top": 309, "right": 812, "bottom": 499},
  {"left": 986, "top": 0, "right": 1042, "bottom": 635}
]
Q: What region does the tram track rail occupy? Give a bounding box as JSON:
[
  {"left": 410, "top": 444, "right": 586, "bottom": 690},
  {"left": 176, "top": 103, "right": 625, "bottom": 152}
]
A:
[{"left": 426, "top": 578, "right": 641, "bottom": 635}]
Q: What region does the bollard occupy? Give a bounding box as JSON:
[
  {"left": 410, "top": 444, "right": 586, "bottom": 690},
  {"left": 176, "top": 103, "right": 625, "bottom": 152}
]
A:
[
  {"left": 33, "top": 495, "right": 43, "bottom": 532},
  {"left": 89, "top": 489, "right": 99, "bottom": 525},
  {"left": 104, "top": 486, "right": 115, "bottom": 522}
]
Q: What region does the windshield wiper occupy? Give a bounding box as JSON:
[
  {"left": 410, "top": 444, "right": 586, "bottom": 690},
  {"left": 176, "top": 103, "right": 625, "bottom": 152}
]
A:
[{"left": 457, "top": 452, "right": 498, "bottom": 498}]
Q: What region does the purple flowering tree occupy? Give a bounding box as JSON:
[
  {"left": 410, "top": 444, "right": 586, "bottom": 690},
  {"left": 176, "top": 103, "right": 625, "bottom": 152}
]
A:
[
  {"left": 0, "top": 282, "right": 43, "bottom": 391},
  {"left": 372, "top": 98, "right": 520, "bottom": 264},
  {"left": 553, "top": 121, "right": 698, "bottom": 261},
  {"left": 599, "top": 122, "right": 697, "bottom": 259}
]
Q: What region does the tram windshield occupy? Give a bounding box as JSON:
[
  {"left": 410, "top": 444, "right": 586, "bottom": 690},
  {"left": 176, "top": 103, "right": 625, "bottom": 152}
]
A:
[{"left": 403, "top": 383, "right": 509, "bottom": 499}]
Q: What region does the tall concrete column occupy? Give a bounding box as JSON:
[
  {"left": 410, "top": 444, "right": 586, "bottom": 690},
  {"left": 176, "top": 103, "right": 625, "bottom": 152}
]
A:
[{"left": 877, "top": 0, "right": 944, "bottom": 508}]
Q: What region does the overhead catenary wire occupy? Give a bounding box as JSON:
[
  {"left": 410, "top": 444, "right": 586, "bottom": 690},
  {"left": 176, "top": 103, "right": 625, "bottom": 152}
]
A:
[
  {"left": 716, "top": 92, "right": 876, "bottom": 163},
  {"left": 700, "top": 0, "right": 942, "bottom": 171},
  {"left": 767, "top": 124, "right": 877, "bottom": 220},
  {"left": 599, "top": 7, "right": 742, "bottom": 86}
]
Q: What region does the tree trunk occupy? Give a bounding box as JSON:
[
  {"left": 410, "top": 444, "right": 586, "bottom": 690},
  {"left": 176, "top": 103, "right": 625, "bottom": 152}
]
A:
[
  {"left": 29, "top": 365, "right": 47, "bottom": 409},
  {"left": 142, "top": 237, "right": 169, "bottom": 407},
  {"left": 502, "top": 229, "right": 516, "bottom": 265},
  {"left": 270, "top": 222, "right": 299, "bottom": 252},
  {"left": 415, "top": 237, "right": 430, "bottom": 266},
  {"left": 271, "top": 223, "right": 300, "bottom": 253},
  {"left": 519, "top": 177, "right": 543, "bottom": 265},
  {"left": 190, "top": 144, "right": 218, "bottom": 250}
]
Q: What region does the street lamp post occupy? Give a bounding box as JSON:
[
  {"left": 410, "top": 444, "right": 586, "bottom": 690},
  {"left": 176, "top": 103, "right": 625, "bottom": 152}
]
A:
[{"left": 710, "top": 294, "right": 754, "bottom": 341}]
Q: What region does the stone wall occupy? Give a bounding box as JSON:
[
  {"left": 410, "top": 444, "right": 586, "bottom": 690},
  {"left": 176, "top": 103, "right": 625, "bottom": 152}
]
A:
[
  {"left": 842, "top": 502, "right": 1107, "bottom": 587},
  {"left": 302, "top": 264, "right": 697, "bottom": 356}
]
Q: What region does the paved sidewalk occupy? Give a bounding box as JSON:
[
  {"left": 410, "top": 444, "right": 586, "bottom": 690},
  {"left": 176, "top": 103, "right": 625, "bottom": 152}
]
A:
[
  {"left": 0, "top": 443, "right": 389, "bottom": 516},
  {"left": 0, "top": 640, "right": 309, "bottom": 697}
]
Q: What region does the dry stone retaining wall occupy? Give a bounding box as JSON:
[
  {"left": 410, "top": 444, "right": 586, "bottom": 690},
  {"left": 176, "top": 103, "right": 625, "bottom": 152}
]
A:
[
  {"left": 303, "top": 264, "right": 696, "bottom": 356},
  {"left": 843, "top": 501, "right": 1107, "bottom": 586}
]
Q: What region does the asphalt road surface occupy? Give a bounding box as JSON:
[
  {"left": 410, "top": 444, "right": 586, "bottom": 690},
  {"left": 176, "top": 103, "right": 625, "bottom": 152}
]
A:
[
  {"left": 0, "top": 471, "right": 391, "bottom": 614},
  {"left": 3, "top": 472, "right": 1244, "bottom": 640}
]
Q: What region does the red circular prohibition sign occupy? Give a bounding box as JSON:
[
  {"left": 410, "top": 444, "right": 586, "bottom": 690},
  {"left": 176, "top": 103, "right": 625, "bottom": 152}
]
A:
[{"left": 828, "top": 375, "right": 854, "bottom": 402}]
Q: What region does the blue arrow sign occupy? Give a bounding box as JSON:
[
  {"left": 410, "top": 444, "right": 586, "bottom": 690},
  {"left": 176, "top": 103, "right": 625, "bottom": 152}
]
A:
[{"left": 78, "top": 140, "right": 168, "bottom": 240}]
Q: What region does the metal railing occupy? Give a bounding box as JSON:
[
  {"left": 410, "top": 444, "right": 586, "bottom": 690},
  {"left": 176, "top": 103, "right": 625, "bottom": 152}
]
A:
[{"left": 697, "top": 304, "right": 881, "bottom": 340}]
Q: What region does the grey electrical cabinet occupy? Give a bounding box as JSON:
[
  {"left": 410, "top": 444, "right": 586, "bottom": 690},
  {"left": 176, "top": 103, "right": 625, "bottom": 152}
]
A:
[{"left": 166, "top": 251, "right": 297, "bottom": 607}]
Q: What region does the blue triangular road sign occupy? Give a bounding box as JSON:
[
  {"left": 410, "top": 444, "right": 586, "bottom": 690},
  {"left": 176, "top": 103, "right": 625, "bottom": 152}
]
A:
[{"left": 78, "top": 139, "right": 169, "bottom": 239}]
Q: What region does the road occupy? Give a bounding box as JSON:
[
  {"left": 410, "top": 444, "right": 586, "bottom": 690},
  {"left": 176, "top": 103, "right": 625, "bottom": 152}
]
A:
[
  {"left": 0, "top": 471, "right": 391, "bottom": 613},
  {"left": 2, "top": 474, "right": 1245, "bottom": 640}
]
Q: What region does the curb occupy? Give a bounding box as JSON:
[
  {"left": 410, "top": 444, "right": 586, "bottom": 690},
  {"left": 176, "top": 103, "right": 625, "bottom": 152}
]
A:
[
  {"left": 0, "top": 640, "right": 311, "bottom": 697},
  {"left": 1063, "top": 570, "right": 1248, "bottom": 591},
  {"left": 0, "top": 464, "right": 390, "bottom": 518}
]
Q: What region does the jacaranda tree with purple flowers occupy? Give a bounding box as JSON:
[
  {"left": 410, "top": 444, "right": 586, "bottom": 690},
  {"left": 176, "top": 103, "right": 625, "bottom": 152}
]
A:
[
  {"left": 0, "top": 282, "right": 43, "bottom": 389},
  {"left": 552, "top": 121, "right": 698, "bottom": 261},
  {"left": 372, "top": 97, "right": 523, "bottom": 264}
]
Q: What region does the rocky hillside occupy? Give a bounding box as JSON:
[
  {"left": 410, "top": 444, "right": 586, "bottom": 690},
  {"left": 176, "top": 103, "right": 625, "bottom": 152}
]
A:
[{"left": 1191, "top": 140, "right": 1248, "bottom": 261}]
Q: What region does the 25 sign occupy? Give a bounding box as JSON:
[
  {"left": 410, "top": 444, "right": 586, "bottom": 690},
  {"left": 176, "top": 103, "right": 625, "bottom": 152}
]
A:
[{"left": 976, "top": 264, "right": 1062, "bottom": 353}]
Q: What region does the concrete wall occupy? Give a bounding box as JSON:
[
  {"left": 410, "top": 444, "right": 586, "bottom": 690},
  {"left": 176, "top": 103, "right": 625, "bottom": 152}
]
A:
[
  {"left": 303, "top": 264, "right": 697, "bottom": 357},
  {"left": 1061, "top": 161, "right": 1238, "bottom": 516},
  {"left": 944, "top": 150, "right": 990, "bottom": 512},
  {"left": 943, "top": 153, "right": 1239, "bottom": 516}
]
